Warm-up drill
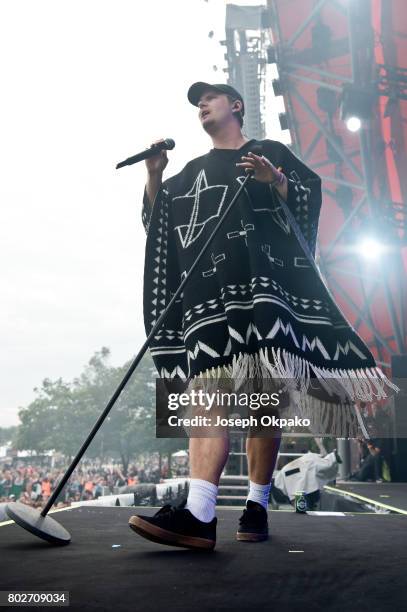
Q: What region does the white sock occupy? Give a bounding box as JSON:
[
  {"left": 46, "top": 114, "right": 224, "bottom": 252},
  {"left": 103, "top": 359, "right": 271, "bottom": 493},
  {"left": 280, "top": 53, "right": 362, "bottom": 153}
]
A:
[
  {"left": 185, "top": 478, "right": 218, "bottom": 523},
  {"left": 247, "top": 480, "right": 271, "bottom": 510}
]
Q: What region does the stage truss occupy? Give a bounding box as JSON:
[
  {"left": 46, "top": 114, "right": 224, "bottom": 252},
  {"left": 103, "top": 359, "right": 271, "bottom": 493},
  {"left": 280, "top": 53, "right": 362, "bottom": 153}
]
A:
[{"left": 224, "top": 0, "right": 407, "bottom": 371}]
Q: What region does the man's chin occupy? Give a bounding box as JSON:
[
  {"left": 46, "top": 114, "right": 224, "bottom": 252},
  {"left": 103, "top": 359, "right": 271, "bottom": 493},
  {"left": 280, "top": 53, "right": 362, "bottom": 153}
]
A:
[{"left": 202, "top": 119, "right": 217, "bottom": 134}]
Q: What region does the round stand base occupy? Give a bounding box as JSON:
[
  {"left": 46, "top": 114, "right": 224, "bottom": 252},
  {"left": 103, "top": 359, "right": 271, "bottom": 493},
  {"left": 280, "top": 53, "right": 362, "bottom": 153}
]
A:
[{"left": 6, "top": 502, "right": 71, "bottom": 545}]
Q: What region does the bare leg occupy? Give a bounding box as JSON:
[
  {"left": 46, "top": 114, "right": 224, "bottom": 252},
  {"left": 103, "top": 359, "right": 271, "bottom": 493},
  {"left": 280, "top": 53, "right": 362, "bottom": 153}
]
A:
[
  {"left": 189, "top": 435, "right": 229, "bottom": 486},
  {"left": 187, "top": 381, "right": 230, "bottom": 486},
  {"left": 246, "top": 435, "right": 282, "bottom": 484}
]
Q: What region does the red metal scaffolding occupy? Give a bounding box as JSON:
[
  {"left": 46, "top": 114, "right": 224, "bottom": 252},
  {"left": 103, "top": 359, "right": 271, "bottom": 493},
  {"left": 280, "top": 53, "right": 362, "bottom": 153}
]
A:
[{"left": 266, "top": 0, "right": 407, "bottom": 371}]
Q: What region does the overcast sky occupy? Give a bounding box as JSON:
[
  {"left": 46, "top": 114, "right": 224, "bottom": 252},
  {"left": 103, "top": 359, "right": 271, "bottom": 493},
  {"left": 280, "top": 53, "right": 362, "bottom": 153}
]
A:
[{"left": 1, "top": 0, "right": 287, "bottom": 427}]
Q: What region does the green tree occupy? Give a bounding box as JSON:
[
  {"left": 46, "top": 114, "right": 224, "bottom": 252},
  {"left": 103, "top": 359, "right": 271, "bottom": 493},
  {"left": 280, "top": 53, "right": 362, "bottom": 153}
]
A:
[
  {"left": 15, "top": 347, "right": 187, "bottom": 473},
  {"left": 0, "top": 426, "right": 17, "bottom": 446},
  {"left": 16, "top": 378, "right": 75, "bottom": 454}
]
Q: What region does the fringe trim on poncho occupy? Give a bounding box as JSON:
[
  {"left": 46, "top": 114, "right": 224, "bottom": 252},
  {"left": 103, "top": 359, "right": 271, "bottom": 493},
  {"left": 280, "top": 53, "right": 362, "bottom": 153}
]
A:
[{"left": 184, "top": 347, "right": 399, "bottom": 439}]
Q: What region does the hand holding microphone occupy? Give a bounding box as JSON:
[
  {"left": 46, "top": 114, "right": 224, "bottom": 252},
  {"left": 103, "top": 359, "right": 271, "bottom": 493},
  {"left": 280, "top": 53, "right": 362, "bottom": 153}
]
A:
[
  {"left": 116, "top": 138, "right": 175, "bottom": 170},
  {"left": 145, "top": 138, "right": 170, "bottom": 176},
  {"left": 142, "top": 138, "right": 173, "bottom": 208}
]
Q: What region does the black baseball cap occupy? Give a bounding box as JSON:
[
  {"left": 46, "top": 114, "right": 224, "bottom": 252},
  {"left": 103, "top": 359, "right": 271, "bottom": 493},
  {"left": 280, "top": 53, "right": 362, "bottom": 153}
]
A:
[{"left": 187, "top": 81, "right": 245, "bottom": 116}]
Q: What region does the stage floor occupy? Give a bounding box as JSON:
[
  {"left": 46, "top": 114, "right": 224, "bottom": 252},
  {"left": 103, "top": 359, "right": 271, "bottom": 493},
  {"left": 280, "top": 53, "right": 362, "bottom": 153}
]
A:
[
  {"left": 1, "top": 506, "right": 407, "bottom": 611},
  {"left": 332, "top": 482, "right": 407, "bottom": 513}
]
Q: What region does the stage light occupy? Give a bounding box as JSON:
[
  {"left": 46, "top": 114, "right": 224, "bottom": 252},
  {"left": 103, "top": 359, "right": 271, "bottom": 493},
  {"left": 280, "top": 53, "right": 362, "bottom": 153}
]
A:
[
  {"left": 311, "top": 22, "right": 332, "bottom": 57},
  {"left": 261, "top": 8, "right": 273, "bottom": 29},
  {"left": 346, "top": 116, "right": 362, "bottom": 132},
  {"left": 272, "top": 79, "right": 283, "bottom": 96},
  {"left": 279, "top": 112, "right": 289, "bottom": 131},
  {"left": 340, "top": 84, "right": 374, "bottom": 132},
  {"left": 316, "top": 87, "right": 337, "bottom": 115},
  {"left": 335, "top": 185, "right": 353, "bottom": 214},
  {"left": 267, "top": 46, "right": 277, "bottom": 64},
  {"left": 357, "top": 238, "right": 386, "bottom": 260}
]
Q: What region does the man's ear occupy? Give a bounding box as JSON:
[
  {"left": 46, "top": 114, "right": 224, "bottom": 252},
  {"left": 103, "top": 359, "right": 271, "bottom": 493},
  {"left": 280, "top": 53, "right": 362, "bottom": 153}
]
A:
[{"left": 232, "top": 100, "right": 242, "bottom": 113}]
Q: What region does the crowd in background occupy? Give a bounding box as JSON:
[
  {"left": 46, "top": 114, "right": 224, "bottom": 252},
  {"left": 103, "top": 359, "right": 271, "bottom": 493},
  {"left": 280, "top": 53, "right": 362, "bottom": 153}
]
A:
[{"left": 0, "top": 456, "right": 177, "bottom": 509}]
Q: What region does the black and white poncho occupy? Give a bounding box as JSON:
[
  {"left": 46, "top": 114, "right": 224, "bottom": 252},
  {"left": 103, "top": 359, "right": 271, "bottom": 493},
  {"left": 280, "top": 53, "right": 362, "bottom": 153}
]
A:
[{"left": 141, "top": 138, "right": 397, "bottom": 436}]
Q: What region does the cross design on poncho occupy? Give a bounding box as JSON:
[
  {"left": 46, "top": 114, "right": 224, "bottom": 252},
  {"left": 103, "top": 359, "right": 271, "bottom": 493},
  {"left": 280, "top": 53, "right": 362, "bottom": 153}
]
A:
[
  {"left": 227, "top": 219, "right": 255, "bottom": 246},
  {"left": 261, "top": 243, "right": 284, "bottom": 268},
  {"left": 294, "top": 257, "right": 311, "bottom": 268},
  {"left": 173, "top": 169, "right": 228, "bottom": 249},
  {"left": 202, "top": 252, "right": 226, "bottom": 278}
]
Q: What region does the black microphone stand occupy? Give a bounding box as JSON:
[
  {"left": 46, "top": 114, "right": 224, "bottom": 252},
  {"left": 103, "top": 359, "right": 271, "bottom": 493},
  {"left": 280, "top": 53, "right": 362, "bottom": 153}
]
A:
[{"left": 6, "top": 169, "right": 254, "bottom": 545}]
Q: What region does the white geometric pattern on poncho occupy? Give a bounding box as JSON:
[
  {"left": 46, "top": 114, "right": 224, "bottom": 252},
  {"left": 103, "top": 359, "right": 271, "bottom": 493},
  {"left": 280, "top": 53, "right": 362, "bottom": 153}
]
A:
[
  {"left": 226, "top": 219, "right": 255, "bottom": 246},
  {"left": 179, "top": 279, "right": 330, "bottom": 326},
  {"left": 150, "top": 189, "right": 169, "bottom": 326},
  {"left": 149, "top": 314, "right": 370, "bottom": 382},
  {"left": 172, "top": 169, "right": 228, "bottom": 249},
  {"left": 289, "top": 170, "right": 318, "bottom": 250}
]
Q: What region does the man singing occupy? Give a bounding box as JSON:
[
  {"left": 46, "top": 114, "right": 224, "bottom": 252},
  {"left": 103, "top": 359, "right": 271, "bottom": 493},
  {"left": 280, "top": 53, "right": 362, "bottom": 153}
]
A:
[{"left": 128, "top": 81, "right": 393, "bottom": 551}]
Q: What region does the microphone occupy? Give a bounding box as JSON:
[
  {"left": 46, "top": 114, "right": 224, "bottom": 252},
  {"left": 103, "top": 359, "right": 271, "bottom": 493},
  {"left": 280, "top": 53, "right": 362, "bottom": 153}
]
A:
[{"left": 116, "top": 138, "right": 175, "bottom": 169}]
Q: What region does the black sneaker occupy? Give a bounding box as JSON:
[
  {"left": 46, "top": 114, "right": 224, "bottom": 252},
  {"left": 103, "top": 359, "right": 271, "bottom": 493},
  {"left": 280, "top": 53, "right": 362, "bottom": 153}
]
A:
[
  {"left": 236, "top": 500, "right": 269, "bottom": 542},
  {"left": 129, "top": 500, "right": 217, "bottom": 551}
]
